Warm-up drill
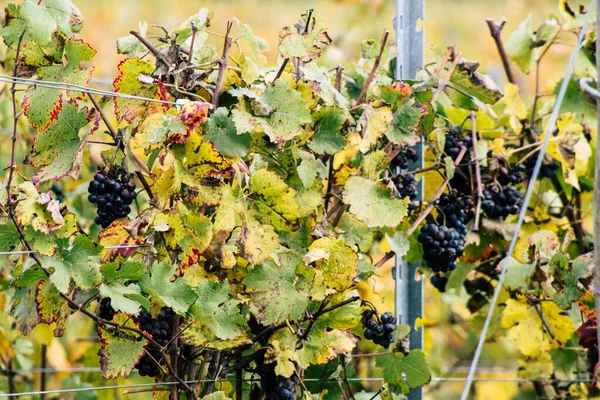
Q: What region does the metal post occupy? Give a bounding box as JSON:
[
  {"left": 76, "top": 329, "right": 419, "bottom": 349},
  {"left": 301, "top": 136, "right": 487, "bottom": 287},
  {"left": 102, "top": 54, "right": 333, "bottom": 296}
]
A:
[{"left": 394, "top": 1, "right": 425, "bottom": 400}]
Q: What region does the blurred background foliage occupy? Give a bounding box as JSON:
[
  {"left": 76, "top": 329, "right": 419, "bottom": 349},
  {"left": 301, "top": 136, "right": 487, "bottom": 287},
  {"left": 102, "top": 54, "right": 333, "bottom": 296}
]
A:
[{"left": 0, "top": 0, "right": 584, "bottom": 399}]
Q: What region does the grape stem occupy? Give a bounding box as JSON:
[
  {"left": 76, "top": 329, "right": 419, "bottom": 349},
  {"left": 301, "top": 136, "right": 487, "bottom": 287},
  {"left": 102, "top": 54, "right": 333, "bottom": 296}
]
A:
[
  {"left": 354, "top": 28, "right": 389, "bottom": 107},
  {"left": 485, "top": 19, "right": 516, "bottom": 84},
  {"left": 375, "top": 146, "right": 468, "bottom": 269},
  {"left": 129, "top": 30, "right": 172, "bottom": 68},
  {"left": 212, "top": 22, "right": 233, "bottom": 106}
]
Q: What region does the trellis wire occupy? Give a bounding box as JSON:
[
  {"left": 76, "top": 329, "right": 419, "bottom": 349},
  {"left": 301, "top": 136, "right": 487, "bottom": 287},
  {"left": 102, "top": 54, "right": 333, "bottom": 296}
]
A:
[
  {"left": 0, "top": 245, "right": 147, "bottom": 256},
  {"left": 459, "top": 1, "right": 595, "bottom": 398},
  {"left": 0, "top": 74, "right": 178, "bottom": 105},
  {"left": 0, "top": 376, "right": 593, "bottom": 398}
]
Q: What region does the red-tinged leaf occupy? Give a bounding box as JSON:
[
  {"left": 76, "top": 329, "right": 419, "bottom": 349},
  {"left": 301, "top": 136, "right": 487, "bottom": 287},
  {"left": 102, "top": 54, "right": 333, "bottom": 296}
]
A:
[
  {"left": 35, "top": 280, "right": 70, "bottom": 336},
  {"left": 578, "top": 318, "right": 596, "bottom": 348},
  {"left": 578, "top": 290, "right": 596, "bottom": 319},
  {"left": 113, "top": 58, "right": 162, "bottom": 123},
  {"left": 26, "top": 103, "right": 99, "bottom": 184},
  {"left": 97, "top": 313, "right": 146, "bottom": 380},
  {"left": 98, "top": 220, "right": 144, "bottom": 262},
  {"left": 22, "top": 38, "right": 96, "bottom": 131}
]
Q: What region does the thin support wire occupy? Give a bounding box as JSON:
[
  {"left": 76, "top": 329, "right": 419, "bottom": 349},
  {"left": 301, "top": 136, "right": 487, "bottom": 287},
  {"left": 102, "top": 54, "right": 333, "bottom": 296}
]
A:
[
  {"left": 0, "top": 376, "right": 594, "bottom": 397},
  {"left": 460, "top": 2, "right": 595, "bottom": 399},
  {"left": 0, "top": 75, "right": 178, "bottom": 106},
  {"left": 0, "top": 244, "right": 147, "bottom": 255}
]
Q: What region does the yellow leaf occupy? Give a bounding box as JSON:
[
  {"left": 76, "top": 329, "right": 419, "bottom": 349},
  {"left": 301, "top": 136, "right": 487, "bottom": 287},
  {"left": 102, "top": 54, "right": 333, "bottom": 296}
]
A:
[
  {"left": 505, "top": 83, "right": 528, "bottom": 119},
  {"left": 357, "top": 106, "right": 393, "bottom": 153}
]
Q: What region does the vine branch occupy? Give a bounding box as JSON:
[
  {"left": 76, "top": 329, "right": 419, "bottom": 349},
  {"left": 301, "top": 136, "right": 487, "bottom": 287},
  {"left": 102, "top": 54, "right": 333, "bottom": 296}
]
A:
[
  {"left": 212, "top": 22, "right": 233, "bottom": 106},
  {"left": 485, "top": 19, "right": 516, "bottom": 84},
  {"left": 354, "top": 29, "right": 389, "bottom": 107}
]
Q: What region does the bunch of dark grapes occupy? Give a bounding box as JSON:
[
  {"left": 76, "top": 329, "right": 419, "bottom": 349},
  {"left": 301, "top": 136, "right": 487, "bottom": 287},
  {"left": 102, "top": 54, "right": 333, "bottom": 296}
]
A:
[
  {"left": 444, "top": 126, "right": 472, "bottom": 161},
  {"left": 391, "top": 146, "right": 419, "bottom": 169},
  {"left": 437, "top": 189, "right": 474, "bottom": 232},
  {"left": 51, "top": 183, "right": 65, "bottom": 202},
  {"left": 133, "top": 308, "right": 175, "bottom": 377},
  {"left": 430, "top": 274, "right": 448, "bottom": 293},
  {"left": 525, "top": 151, "right": 560, "bottom": 178},
  {"left": 88, "top": 167, "right": 136, "bottom": 229},
  {"left": 98, "top": 298, "right": 116, "bottom": 321},
  {"left": 418, "top": 224, "right": 465, "bottom": 273},
  {"left": 276, "top": 377, "right": 297, "bottom": 400},
  {"left": 391, "top": 173, "right": 419, "bottom": 206},
  {"left": 361, "top": 309, "right": 396, "bottom": 349},
  {"left": 481, "top": 185, "right": 522, "bottom": 219},
  {"left": 497, "top": 165, "right": 527, "bottom": 185}
]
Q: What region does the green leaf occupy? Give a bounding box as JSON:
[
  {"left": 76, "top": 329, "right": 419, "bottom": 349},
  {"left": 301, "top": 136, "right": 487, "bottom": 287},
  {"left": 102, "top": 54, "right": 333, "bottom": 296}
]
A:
[
  {"left": 505, "top": 14, "right": 534, "bottom": 73},
  {"left": 359, "top": 150, "right": 389, "bottom": 180},
  {"left": 300, "top": 63, "right": 349, "bottom": 107},
  {"left": 204, "top": 107, "right": 251, "bottom": 157},
  {"left": 139, "top": 262, "right": 198, "bottom": 314},
  {"left": 297, "top": 150, "right": 318, "bottom": 188},
  {"left": 278, "top": 21, "right": 331, "bottom": 62},
  {"left": 446, "top": 261, "right": 476, "bottom": 291},
  {"left": 245, "top": 250, "right": 309, "bottom": 325},
  {"left": 202, "top": 392, "right": 232, "bottom": 400},
  {"left": 0, "top": 222, "right": 19, "bottom": 252},
  {"left": 190, "top": 279, "right": 246, "bottom": 340},
  {"left": 339, "top": 214, "right": 373, "bottom": 253},
  {"left": 35, "top": 280, "right": 70, "bottom": 336},
  {"left": 99, "top": 283, "right": 147, "bottom": 315},
  {"left": 169, "top": 8, "right": 212, "bottom": 45},
  {"left": 385, "top": 101, "right": 422, "bottom": 145},
  {"left": 308, "top": 106, "right": 347, "bottom": 155},
  {"left": 101, "top": 260, "right": 146, "bottom": 285},
  {"left": 501, "top": 256, "right": 535, "bottom": 291},
  {"left": 42, "top": 235, "right": 101, "bottom": 294},
  {"left": 377, "top": 349, "right": 431, "bottom": 388},
  {"left": 232, "top": 81, "right": 311, "bottom": 146},
  {"left": 117, "top": 22, "right": 148, "bottom": 58},
  {"left": 307, "top": 237, "right": 358, "bottom": 291},
  {"left": 385, "top": 231, "right": 409, "bottom": 258},
  {"left": 447, "top": 60, "right": 503, "bottom": 108},
  {"left": 444, "top": 156, "right": 455, "bottom": 180},
  {"left": 26, "top": 103, "right": 98, "bottom": 184},
  {"left": 250, "top": 169, "right": 301, "bottom": 229},
  {"left": 343, "top": 176, "right": 409, "bottom": 228},
  {"left": 98, "top": 313, "right": 146, "bottom": 379},
  {"left": 22, "top": 39, "right": 96, "bottom": 132}
]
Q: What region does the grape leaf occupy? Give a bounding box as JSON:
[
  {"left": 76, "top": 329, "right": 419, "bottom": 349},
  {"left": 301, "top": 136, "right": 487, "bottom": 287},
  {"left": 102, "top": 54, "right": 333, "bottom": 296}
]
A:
[
  {"left": 10, "top": 286, "right": 42, "bottom": 336},
  {"left": 113, "top": 58, "right": 161, "bottom": 122},
  {"left": 204, "top": 107, "right": 251, "bottom": 157},
  {"left": 357, "top": 106, "right": 393, "bottom": 153},
  {"left": 249, "top": 169, "right": 301, "bottom": 230},
  {"left": 99, "top": 283, "right": 148, "bottom": 314},
  {"left": 296, "top": 150, "right": 318, "bottom": 188},
  {"left": 385, "top": 101, "right": 423, "bottom": 145},
  {"left": 501, "top": 256, "right": 535, "bottom": 291},
  {"left": 26, "top": 103, "right": 98, "bottom": 184},
  {"left": 343, "top": 176, "right": 409, "bottom": 228},
  {"left": 101, "top": 260, "right": 146, "bottom": 285},
  {"left": 377, "top": 350, "right": 431, "bottom": 388},
  {"left": 239, "top": 215, "right": 280, "bottom": 266},
  {"left": 338, "top": 214, "right": 373, "bottom": 253},
  {"left": 98, "top": 220, "right": 144, "bottom": 263},
  {"left": 42, "top": 235, "right": 101, "bottom": 294},
  {"left": 300, "top": 63, "right": 349, "bottom": 107},
  {"left": 308, "top": 106, "right": 347, "bottom": 155},
  {"left": 35, "top": 280, "right": 70, "bottom": 336},
  {"left": 232, "top": 81, "right": 311, "bottom": 146},
  {"left": 359, "top": 150, "right": 389, "bottom": 180},
  {"left": 189, "top": 279, "right": 246, "bottom": 340},
  {"left": 173, "top": 133, "right": 232, "bottom": 183},
  {"left": 0, "top": 222, "right": 19, "bottom": 252},
  {"left": 139, "top": 262, "right": 197, "bottom": 314},
  {"left": 245, "top": 250, "right": 308, "bottom": 325},
  {"left": 117, "top": 21, "right": 148, "bottom": 58},
  {"left": 181, "top": 323, "right": 251, "bottom": 351},
  {"left": 506, "top": 15, "right": 535, "bottom": 74},
  {"left": 22, "top": 39, "right": 96, "bottom": 132},
  {"left": 97, "top": 313, "right": 146, "bottom": 379},
  {"left": 307, "top": 237, "right": 358, "bottom": 291},
  {"left": 278, "top": 21, "right": 331, "bottom": 62},
  {"left": 153, "top": 207, "right": 212, "bottom": 268},
  {"left": 169, "top": 8, "right": 212, "bottom": 45}
]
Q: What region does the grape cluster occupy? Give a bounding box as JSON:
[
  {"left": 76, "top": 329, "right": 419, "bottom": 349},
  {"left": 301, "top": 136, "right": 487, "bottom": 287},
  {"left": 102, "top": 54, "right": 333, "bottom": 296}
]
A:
[
  {"left": 276, "top": 378, "right": 297, "bottom": 400},
  {"left": 418, "top": 224, "right": 465, "bottom": 273},
  {"left": 391, "top": 174, "right": 418, "bottom": 202},
  {"left": 481, "top": 185, "right": 522, "bottom": 219},
  {"left": 444, "top": 126, "right": 472, "bottom": 161},
  {"left": 132, "top": 308, "right": 175, "bottom": 377},
  {"left": 437, "top": 189, "right": 474, "bottom": 231},
  {"left": 526, "top": 152, "right": 560, "bottom": 178},
  {"left": 391, "top": 146, "right": 419, "bottom": 170},
  {"left": 51, "top": 183, "right": 65, "bottom": 202},
  {"left": 98, "top": 298, "right": 116, "bottom": 321},
  {"left": 87, "top": 167, "right": 136, "bottom": 228},
  {"left": 497, "top": 165, "right": 527, "bottom": 185},
  {"left": 430, "top": 274, "right": 448, "bottom": 293},
  {"left": 361, "top": 309, "right": 396, "bottom": 349}
]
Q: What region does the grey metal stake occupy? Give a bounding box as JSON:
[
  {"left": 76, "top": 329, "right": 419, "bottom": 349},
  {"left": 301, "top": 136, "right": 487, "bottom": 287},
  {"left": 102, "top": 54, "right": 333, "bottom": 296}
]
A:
[{"left": 394, "top": 1, "right": 425, "bottom": 399}]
